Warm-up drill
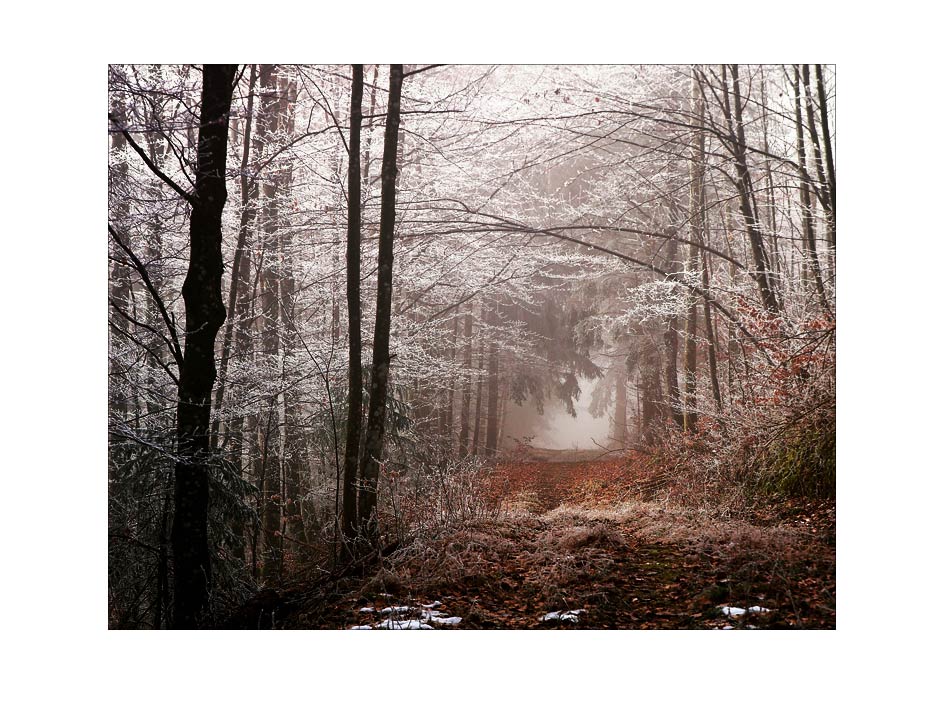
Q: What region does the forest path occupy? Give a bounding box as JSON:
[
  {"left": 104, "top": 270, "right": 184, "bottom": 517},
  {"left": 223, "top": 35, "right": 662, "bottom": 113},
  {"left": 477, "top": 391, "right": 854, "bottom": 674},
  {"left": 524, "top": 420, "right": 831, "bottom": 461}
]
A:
[
  {"left": 261, "top": 458, "right": 835, "bottom": 630},
  {"left": 488, "top": 456, "right": 635, "bottom": 514}
]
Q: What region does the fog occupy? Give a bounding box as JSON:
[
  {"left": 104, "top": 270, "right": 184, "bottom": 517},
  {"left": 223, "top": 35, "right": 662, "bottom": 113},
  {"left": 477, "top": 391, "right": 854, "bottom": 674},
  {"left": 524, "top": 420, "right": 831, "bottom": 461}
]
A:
[{"left": 502, "top": 376, "right": 611, "bottom": 451}]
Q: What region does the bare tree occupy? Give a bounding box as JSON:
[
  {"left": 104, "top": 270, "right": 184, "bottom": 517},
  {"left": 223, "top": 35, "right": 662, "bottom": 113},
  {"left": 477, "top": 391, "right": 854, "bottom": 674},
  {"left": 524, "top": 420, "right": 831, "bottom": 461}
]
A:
[
  {"left": 358, "top": 64, "right": 404, "bottom": 540},
  {"left": 342, "top": 64, "right": 364, "bottom": 544},
  {"left": 169, "top": 64, "right": 238, "bottom": 627}
]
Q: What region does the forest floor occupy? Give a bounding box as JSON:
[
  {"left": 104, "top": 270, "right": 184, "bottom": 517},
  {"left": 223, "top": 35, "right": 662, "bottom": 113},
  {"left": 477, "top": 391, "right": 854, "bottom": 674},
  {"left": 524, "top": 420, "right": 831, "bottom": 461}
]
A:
[{"left": 229, "top": 453, "right": 835, "bottom": 630}]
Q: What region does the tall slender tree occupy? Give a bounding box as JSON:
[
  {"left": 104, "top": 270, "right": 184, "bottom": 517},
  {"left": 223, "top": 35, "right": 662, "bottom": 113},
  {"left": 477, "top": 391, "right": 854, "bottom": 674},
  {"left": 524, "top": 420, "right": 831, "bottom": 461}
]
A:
[
  {"left": 342, "top": 65, "right": 364, "bottom": 543},
  {"left": 358, "top": 65, "right": 404, "bottom": 539},
  {"left": 170, "top": 63, "right": 237, "bottom": 627}
]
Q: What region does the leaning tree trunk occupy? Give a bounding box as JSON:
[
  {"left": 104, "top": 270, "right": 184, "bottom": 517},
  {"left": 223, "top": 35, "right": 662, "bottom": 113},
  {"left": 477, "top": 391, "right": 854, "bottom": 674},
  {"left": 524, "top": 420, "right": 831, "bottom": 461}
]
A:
[
  {"left": 171, "top": 63, "right": 237, "bottom": 629},
  {"left": 342, "top": 65, "right": 364, "bottom": 543},
  {"left": 358, "top": 65, "right": 404, "bottom": 540}
]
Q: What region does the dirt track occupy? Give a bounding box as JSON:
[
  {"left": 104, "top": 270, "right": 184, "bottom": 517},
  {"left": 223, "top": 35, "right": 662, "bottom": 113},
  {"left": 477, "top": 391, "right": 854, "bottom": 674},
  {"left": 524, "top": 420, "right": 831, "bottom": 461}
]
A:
[{"left": 239, "top": 455, "right": 835, "bottom": 630}]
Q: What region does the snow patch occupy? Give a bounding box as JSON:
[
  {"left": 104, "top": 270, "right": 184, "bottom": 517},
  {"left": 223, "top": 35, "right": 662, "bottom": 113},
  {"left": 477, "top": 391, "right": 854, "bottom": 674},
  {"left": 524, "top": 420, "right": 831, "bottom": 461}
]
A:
[
  {"left": 721, "top": 605, "right": 770, "bottom": 617},
  {"left": 420, "top": 601, "right": 442, "bottom": 609},
  {"left": 379, "top": 605, "right": 412, "bottom": 615},
  {"left": 359, "top": 607, "right": 375, "bottom": 613},
  {"left": 541, "top": 609, "right": 586, "bottom": 623},
  {"left": 350, "top": 625, "right": 373, "bottom": 630},
  {"left": 429, "top": 616, "right": 462, "bottom": 626},
  {"left": 376, "top": 619, "right": 434, "bottom": 630}
]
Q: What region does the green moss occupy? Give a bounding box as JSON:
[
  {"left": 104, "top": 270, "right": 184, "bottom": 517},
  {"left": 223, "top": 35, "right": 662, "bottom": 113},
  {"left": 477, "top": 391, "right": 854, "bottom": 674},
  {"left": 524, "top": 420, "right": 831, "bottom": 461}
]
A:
[{"left": 753, "top": 413, "right": 835, "bottom": 499}]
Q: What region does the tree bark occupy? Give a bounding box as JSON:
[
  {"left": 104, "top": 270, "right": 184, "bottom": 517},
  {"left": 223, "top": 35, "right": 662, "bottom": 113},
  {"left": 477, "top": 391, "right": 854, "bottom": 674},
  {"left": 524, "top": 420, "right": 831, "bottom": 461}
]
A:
[
  {"left": 342, "top": 65, "right": 364, "bottom": 542},
  {"left": 358, "top": 65, "right": 404, "bottom": 539},
  {"left": 171, "top": 63, "right": 237, "bottom": 629},
  {"left": 253, "top": 65, "right": 284, "bottom": 582},
  {"left": 793, "top": 65, "right": 830, "bottom": 316},
  {"left": 722, "top": 64, "right": 781, "bottom": 314},
  {"left": 815, "top": 64, "right": 836, "bottom": 250},
  {"left": 211, "top": 63, "right": 257, "bottom": 452},
  {"left": 108, "top": 90, "right": 131, "bottom": 421},
  {"left": 683, "top": 66, "right": 703, "bottom": 431}
]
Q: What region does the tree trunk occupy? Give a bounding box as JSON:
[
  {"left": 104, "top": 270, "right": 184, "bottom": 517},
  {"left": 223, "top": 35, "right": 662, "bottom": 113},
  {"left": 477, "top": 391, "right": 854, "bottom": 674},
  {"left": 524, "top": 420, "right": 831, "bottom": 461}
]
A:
[
  {"left": 722, "top": 64, "right": 781, "bottom": 314},
  {"left": 484, "top": 301, "right": 501, "bottom": 456},
  {"left": 612, "top": 365, "right": 627, "bottom": 447},
  {"left": 171, "top": 63, "right": 237, "bottom": 629},
  {"left": 276, "top": 74, "right": 303, "bottom": 548},
  {"left": 793, "top": 65, "right": 830, "bottom": 316},
  {"left": 251, "top": 65, "right": 285, "bottom": 582},
  {"left": 815, "top": 64, "right": 836, "bottom": 255},
  {"left": 471, "top": 347, "right": 485, "bottom": 457},
  {"left": 211, "top": 63, "right": 257, "bottom": 452},
  {"left": 663, "top": 235, "right": 684, "bottom": 429},
  {"left": 358, "top": 65, "right": 404, "bottom": 539},
  {"left": 342, "top": 65, "right": 364, "bottom": 543},
  {"left": 108, "top": 91, "right": 131, "bottom": 422},
  {"left": 458, "top": 313, "right": 473, "bottom": 459},
  {"left": 683, "top": 66, "right": 703, "bottom": 431}
]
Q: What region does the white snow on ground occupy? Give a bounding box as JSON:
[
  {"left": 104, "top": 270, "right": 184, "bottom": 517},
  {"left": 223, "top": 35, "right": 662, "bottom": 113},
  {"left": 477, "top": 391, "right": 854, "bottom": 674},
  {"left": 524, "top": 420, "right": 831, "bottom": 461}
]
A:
[
  {"left": 429, "top": 616, "right": 462, "bottom": 626},
  {"left": 379, "top": 605, "right": 412, "bottom": 615},
  {"left": 721, "top": 605, "right": 770, "bottom": 617},
  {"left": 352, "top": 599, "right": 461, "bottom": 629},
  {"left": 376, "top": 619, "right": 434, "bottom": 630},
  {"left": 541, "top": 609, "right": 587, "bottom": 623}
]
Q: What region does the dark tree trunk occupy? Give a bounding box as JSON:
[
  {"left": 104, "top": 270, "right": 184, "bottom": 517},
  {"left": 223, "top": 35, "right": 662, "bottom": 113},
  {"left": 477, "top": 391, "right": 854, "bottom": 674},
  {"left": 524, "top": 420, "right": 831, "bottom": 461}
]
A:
[
  {"left": 358, "top": 65, "right": 404, "bottom": 539},
  {"left": 815, "top": 64, "right": 836, "bottom": 253},
  {"left": 722, "top": 64, "right": 781, "bottom": 314},
  {"left": 171, "top": 63, "right": 237, "bottom": 629},
  {"left": 212, "top": 63, "right": 257, "bottom": 452},
  {"left": 342, "top": 65, "right": 364, "bottom": 543},
  {"left": 793, "top": 66, "right": 830, "bottom": 316}
]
